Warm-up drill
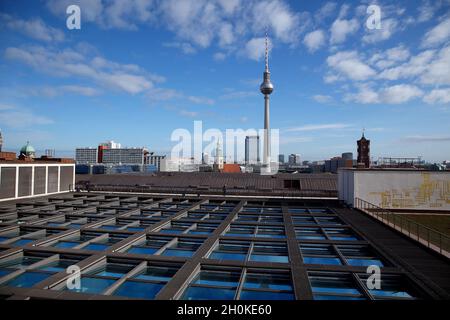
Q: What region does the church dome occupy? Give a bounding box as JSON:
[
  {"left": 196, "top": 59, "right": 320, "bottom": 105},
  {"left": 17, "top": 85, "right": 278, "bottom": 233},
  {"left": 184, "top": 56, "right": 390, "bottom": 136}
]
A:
[{"left": 20, "top": 141, "right": 36, "bottom": 156}]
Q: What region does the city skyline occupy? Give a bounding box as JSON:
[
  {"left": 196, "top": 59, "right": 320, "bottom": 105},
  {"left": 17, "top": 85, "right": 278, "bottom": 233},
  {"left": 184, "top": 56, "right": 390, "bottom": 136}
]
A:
[{"left": 0, "top": 1, "right": 450, "bottom": 162}]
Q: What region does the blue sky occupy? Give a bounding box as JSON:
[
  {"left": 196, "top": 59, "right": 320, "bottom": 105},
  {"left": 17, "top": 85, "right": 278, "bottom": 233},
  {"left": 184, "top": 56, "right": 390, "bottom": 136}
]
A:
[{"left": 0, "top": 0, "right": 449, "bottom": 162}]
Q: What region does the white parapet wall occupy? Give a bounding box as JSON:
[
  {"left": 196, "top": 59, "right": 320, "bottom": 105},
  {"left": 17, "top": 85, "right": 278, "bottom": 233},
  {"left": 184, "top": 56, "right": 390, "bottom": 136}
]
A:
[
  {"left": 0, "top": 163, "right": 75, "bottom": 202},
  {"left": 338, "top": 168, "right": 450, "bottom": 210}
]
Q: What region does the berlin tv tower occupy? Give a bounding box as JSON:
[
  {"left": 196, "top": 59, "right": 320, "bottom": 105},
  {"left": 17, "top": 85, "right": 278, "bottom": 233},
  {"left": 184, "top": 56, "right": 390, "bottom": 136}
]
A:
[{"left": 260, "top": 32, "right": 274, "bottom": 168}]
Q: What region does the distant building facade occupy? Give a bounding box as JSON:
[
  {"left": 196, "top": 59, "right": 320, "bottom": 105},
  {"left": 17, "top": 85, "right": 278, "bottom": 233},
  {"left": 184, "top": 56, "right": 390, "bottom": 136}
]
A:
[
  {"left": 148, "top": 155, "right": 166, "bottom": 171},
  {"left": 278, "top": 154, "right": 285, "bottom": 163},
  {"left": 325, "top": 153, "right": 354, "bottom": 173},
  {"left": 102, "top": 148, "right": 145, "bottom": 165},
  {"left": 245, "top": 136, "right": 260, "bottom": 165},
  {"left": 288, "top": 154, "right": 301, "bottom": 165},
  {"left": 75, "top": 148, "right": 98, "bottom": 164}
]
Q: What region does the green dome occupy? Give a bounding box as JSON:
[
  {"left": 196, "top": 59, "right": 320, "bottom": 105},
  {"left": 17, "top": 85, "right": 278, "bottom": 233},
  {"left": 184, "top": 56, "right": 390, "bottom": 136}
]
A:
[{"left": 20, "top": 141, "right": 36, "bottom": 155}]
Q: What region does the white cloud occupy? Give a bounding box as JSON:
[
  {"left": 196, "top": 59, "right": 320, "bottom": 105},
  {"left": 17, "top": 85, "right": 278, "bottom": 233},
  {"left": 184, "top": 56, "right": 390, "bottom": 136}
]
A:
[
  {"left": 188, "top": 96, "right": 215, "bottom": 105},
  {"left": 0, "top": 14, "right": 64, "bottom": 42},
  {"left": 312, "top": 94, "right": 333, "bottom": 103},
  {"left": 218, "top": 23, "right": 234, "bottom": 47},
  {"left": 363, "top": 18, "right": 398, "bottom": 43},
  {"left": 213, "top": 52, "right": 227, "bottom": 61},
  {"left": 346, "top": 84, "right": 423, "bottom": 104},
  {"left": 381, "top": 84, "right": 423, "bottom": 104},
  {"left": 417, "top": 1, "right": 438, "bottom": 22},
  {"left": 244, "top": 37, "right": 271, "bottom": 61},
  {"left": 25, "top": 85, "right": 101, "bottom": 97},
  {"left": 286, "top": 123, "right": 352, "bottom": 132},
  {"left": 421, "top": 15, "right": 450, "bottom": 48},
  {"left": 217, "top": 0, "right": 241, "bottom": 15},
  {"left": 220, "top": 90, "right": 257, "bottom": 99},
  {"left": 163, "top": 42, "right": 196, "bottom": 54},
  {"left": 330, "top": 18, "right": 359, "bottom": 44},
  {"left": 46, "top": 0, "right": 153, "bottom": 30},
  {"left": 179, "top": 110, "right": 199, "bottom": 118},
  {"left": 280, "top": 136, "right": 313, "bottom": 144},
  {"left": 420, "top": 45, "right": 450, "bottom": 85},
  {"left": 371, "top": 45, "right": 411, "bottom": 69},
  {"left": 378, "top": 45, "right": 450, "bottom": 85},
  {"left": 251, "top": 0, "right": 301, "bottom": 43},
  {"left": 147, "top": 88, "right": 182, "bottom": 101},
  {"left": 303, "top": 30, "right": 325, "bottom": 53},
  {"left": 44, "top": 0, "right": 303, "bottom": 57},
  {"left": 315, "top": 2, "right": 337, "bottom": 21},
  {"left": 4, "top": 45, "right": 161, "bottom": 94},
  {"left": 377, "top": 49, "right": 435, "bottom": 81},
  {"left": 326, "top": 51, "right": 376, "bottom": 81},
  {"left": 402, "top": 135, "right": 450, "bottom": 142},
  {"left": 423, "top": 88, "right": 450, "bottom": 104},
  {"left": 344, "top": 85, "right": 380, "bottom": 104},
  {"left": 0, "top": 103, "right": 53, "bottom": 128},
  {"left": 146, "top": 88, "right": 214, "bottom": 105}
]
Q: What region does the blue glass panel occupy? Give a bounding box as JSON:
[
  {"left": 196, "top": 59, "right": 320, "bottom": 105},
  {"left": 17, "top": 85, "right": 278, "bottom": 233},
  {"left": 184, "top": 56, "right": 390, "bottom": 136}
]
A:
[
  {"left": 126, "top": 227, "right": 145, "bottom": 232},
  {"left": 314, "top": 295, "right": 365, "bottom": 300},
  {"left": 113, "top": 280, "right": 163, "bottom": 299},
  {"left": 65, "top": 276, "right": 115, "bottom": 294},
  {"left": 160, "top": 229, "right": 183, "bottom": 234},
  {"left": 188, "top": 230, "right": 211, "bottom": 235},
  {"left": 347, "top": 259, "right": 384, "bottom": 267},
  {"left": 311, "top": 279, "right": 360, "bottom": 295},
  {"left": 257, "top": 234, "right": 285, "bottom": 238},
  {"left": 5, "top": 271, "right": 50, "bottom": 288},
  {"left": 240, "top": 290, "right": 294, "bottom": 300},
  {"left": 0, "top": 268, "right": 16, "bottom": 277},
  {"left": 53, "top": 241, "right": 79, "bottom": 249},
  {"left": 2, "top": 257, "right": 43, "bottom": 268},
  {"left": 0, "top": 236, "right": 10, "bottom": 242},
  {"left": 303, "top": 257, "right": 342, "bottom": 265},
  {"left": 250, "top": 255, "right": 289, "bottom": 263},
  {"left": 162, "top": 249, "right": 194, "bottom": 257},
  {"left": 10, "top": 239, "right": 34, "bottom": 246},
  {"left": 329, "top": 236, "right": 358, "bottom": 241},
  {"left": 312, "top": 286, "right": 360, "bottom": 295},
  {"left": 67, "top": 223, "right": 83, "bottom": 229},
  {"left": 298, "top": 236, "right": 326, "bottom": 240},
  {"left": 101, "top": 225, "right": 120, "bottom": 230},
  {"left": 127, "top": 246, "right": 158, "bottom": 255},
  {"left": 83, "top": 243, "right": 109, "bottom": 251},
  {"left": 47, "top": 222, "right": 63, "bottom": 227},
  {"left": 243, "top": 274, "right": 292, "bottom": 291},
  {"left": 194, "top": 271, "right": 240, "bottom": 287},
  {"left": 133, "top": 267, "right": 177, "bottom": 282},
  {"left": 38, "top": 260, "right": 79, "bottom": 272},
  {"left": 369, "top": 289, "right": 412, "bottom": 298},
  {"left": 182, "top": 286, "right": 236, "bottom": 300},
  {"left": 210, "top": 252, "right": 246, "bottom": 261}
]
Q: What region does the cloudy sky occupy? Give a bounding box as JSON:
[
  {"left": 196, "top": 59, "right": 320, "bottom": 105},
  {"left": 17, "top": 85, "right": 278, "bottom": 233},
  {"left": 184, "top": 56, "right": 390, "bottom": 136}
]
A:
[{"left": 0, "top": 0, "right": 449, "bottom": 162}]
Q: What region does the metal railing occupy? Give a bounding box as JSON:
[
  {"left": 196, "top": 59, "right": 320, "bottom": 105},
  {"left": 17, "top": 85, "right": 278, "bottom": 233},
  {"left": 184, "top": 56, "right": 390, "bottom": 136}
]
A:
[
  {"left": 354, "top": 197, "right": 450, "bottom": 258},
  {"left": 73, "top": 183, "right": 338, "bottom": 198}
]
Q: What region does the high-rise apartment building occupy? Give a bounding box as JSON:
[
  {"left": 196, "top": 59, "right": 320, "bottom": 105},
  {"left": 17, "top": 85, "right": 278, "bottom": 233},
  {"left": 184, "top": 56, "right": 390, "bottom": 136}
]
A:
[
  {"left": 102, "top": 148, "right": 145, "bottom": 165},
  {"left": 75, "top": 148, "right": 98, "bottom": 164}
]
